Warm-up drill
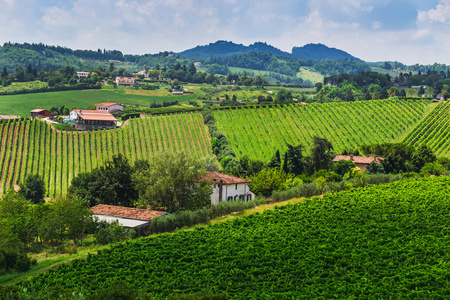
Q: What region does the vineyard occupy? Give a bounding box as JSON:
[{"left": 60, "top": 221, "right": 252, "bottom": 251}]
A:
[
  {"left": 214, "top": 99, "right": 433, "bottom": 161},
  {"left": 0, "top": 112, "right": 211, "bottom": 196},
  {"left": 18, "top": 176, "right": 450, "bottom": 298},
  {"left": 402, "top": 101, "right": 450, "bottom": 156}
]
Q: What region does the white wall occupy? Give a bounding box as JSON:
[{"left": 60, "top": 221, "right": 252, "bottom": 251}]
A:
[{"left": 210, "top": 183, "right": 255, "bottom": 205}]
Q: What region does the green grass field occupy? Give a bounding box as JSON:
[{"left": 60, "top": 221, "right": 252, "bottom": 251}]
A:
[
  {"left": 297, "top": 67, "right": 324, "bottom": 83},
  {"left": 0, "top": 86, "right": 201, "bottom": 117}
]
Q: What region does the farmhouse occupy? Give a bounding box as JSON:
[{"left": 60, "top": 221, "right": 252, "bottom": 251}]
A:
[
  {"left": 30, "top": 108, "right": 51, "bottom": 118},
  {"left": 203, "top": 171, "right": 255, "bottom": 205},
  {"left": 76, "top": 72, "right": 90, "bottom": 79},
  {"left": 69, "top": 109, "right": 118, "bottom": 130},
  {"left": 95, "top": 102, "right": 124, "bottom": 114},
  {"left": 333, "top": 155, "right": 384, "bottom": 171},
  {"left": 90, "top": 204, "right": 167, "bottom": 236},
  {"left": 116, "top": 76, "right": 135, "bottom": 86},
  {"left": 0, "top": 115, "right": 20, "bottom": 120}
]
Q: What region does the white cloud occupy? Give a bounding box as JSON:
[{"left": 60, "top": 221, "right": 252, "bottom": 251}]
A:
[
  {"left": 418, "top": 0, "right": 450, "bottom": 23},
  {"left": 372, "top": 21, "right": 382, "bottom": 29},
  {"left": 41, "top": 6, "right": 76, "bottom": 27}
]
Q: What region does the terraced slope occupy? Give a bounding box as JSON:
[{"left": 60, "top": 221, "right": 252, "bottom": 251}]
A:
[
  {"left": 0, "top": 113, "right": 211, "bottom": 196},
  {"left": 18, "top": 176, "right": 450, "bottom": 298},
  {"left": 214, "top": 99, "right": 432, "bottom": 161},
  {"left": 402, "top": 101, "right": 450, "bottom": 156}
]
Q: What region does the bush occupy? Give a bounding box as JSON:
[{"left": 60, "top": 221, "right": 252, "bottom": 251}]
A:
[
  {"left": 94, "top": 220, "right": 129, "bottom": 245},
  {"left": 271, "top": 182, "right": 320, "bottom": 202}
]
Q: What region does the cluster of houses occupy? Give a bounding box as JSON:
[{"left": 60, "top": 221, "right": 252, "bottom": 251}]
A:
[{"left": 30, "top": 102, "right": 124, "bottom": 130}]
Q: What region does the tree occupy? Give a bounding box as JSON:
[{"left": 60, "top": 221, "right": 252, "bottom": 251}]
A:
[
  {"left": 332, "top": 159, "right": 356, "bottom": 176},
  {"left": 133, "top": 151, "right": 212, "bottom": 213},
  {"left": 267, "top": 150, "right": 281, "bottom": 169},
  {"left": 69, "top": 154, "right": 138, "bottom": 207},
  {"left": 418, "top": 85, "right": 425, "bottom": 95},
  {"left": 381, "top": 153, "right": 406, "bottom": 174},
  {"left": 248, "top": 168, "right": 289, "bottom": 197},
  {"left": 1, "top": 66, "right": 8, "bottom": 78},
  {"left": 310, "top": 136, "right": 335, "bottom": 173},
  {"left": 283, "top": 144, "right": 306, "bottom": 175},
  {"left": 420, "top": 162, "right": 445, "bottom": 176},
  {"left": 19, "top": 174, "right": 45, "bottom": 204},
  {"left": 410, "top": 144, "right": 436, "bottom": 172},
  {"left": 366, "top": 160, "right": 385, "bottom": 174}
]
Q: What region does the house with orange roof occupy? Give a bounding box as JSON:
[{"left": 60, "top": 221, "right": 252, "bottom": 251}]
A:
[
  {"left": 69, "top": 109, "right": 118, "bottom": 130},
  {"left": 203, "top": 171, "right": 255, "bottom": 205},
  {"left": 90, "top": 204, "right": 167, "bottom": 236},
  {"left": 333, "top": 155, "right": 384, "bottom": 171}
]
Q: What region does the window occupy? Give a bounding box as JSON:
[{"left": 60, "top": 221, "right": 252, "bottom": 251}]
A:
[
  {"left": 247, "top": 194, "right": 252, "bottom": 201},
  {"left": 227, "top": 196, "right": 233, "bottom": 201},
  {"left": 239, "top": 195, "right": 244, "bottom": 201},
  {"left": 235, "top": 184, "right": 237, "bottom": 190}
]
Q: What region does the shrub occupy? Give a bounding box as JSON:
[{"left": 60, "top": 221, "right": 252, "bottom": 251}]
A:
[{"left": 94, "top": 220, "right": 129, "bottom": 245}]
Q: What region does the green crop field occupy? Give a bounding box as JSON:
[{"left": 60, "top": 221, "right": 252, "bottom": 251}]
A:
[
  {"left": 16, "top": 176, "right": 450, "bottom": 298},
  {"left": 0, "top": 113, "right": 211, "bottom": 196},
  {"left": 214, "top": 99, "right": 433, "bottom": 161},
  {"left": 0, "top": 86, "right": 200, "bottom": 117},
  {"left": 402, "top": 101, "right": 450, "bottom": 156}
]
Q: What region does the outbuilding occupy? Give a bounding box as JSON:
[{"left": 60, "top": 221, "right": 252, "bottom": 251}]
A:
[
  {"left": 30, "top": 109, "right": 51, "bottom": 118},
  {"left": 90, "top": 204, "right": 167, "bottom": 236},
  {"left": 333, "top": 155, "right": 384, "bottom": 171},
  {"left": 203, "top": 171, "right": 255, "bottom": 205}
]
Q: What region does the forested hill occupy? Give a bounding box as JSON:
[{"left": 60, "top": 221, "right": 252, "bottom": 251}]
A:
[
  {"left": 179, "top": 40, "right": 291, "bottom": 59},
  {"left": 179, "top": 40, "right": 360, "bottom": 61},
  {"left": 291, "top": 43, "right": 361, "bottom": 61}
]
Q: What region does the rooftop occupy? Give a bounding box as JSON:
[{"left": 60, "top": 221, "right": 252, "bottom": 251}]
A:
[
  {"left": 90, "top": 204, "right": 166, "bottom": 221},
  {"left": 30, "top": 108, "right": 49, "bottom": 113},
  {"left": 333, "top": 155, "right": 384, "bottom": 164},
  {"left": 0, "top": 115, "right": 20, "bottom": 119},
  {"left": 202, "top": 171, "right": 251, "bottom": 185},
  {"left": 73, "top": 109, "right": 118, "bottom": 121},
  {"left": 96, "top": 102, "right": 120, "bottom": 107}
]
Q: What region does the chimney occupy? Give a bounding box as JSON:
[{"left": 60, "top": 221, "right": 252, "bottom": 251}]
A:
[
  {"left": 80, "top": 109, "right": 82, "bottom": 114},
  {"left": 213, "top": 178, "right": 216, "bottom": 188},
  {"left": 350, "top": 154, "right": 354, "bottom": 161},
  {"left": 243, "top": 171, "right": 246, "bottom": 179}
]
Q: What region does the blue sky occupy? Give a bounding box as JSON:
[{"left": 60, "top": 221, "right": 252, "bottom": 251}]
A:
[{"left": 0, "top": 0, "right": 449, "bottom": 64}]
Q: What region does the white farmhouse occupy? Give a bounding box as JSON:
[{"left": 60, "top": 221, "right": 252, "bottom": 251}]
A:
[{"left": 204, "top": 171, "right": 255, "bottom": 205}]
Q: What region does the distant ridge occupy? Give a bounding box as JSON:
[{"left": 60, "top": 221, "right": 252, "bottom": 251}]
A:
[
  {"left": 178, "top": 40, "right": 360, "bottom": 61},
  {"left": 291, "top": 43, "right": 361, "bottom": 61}
]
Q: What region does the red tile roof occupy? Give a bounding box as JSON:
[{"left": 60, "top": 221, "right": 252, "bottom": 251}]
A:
[
  {"left": 202, "top": 171, "right": 251, "bottom": 184},
  {"left": 333, "top": 155, "right": 384, "bottom": 164},
  {"left": 90, "top": 204, "right": 166, "bottom": 220},
  {"left": 96, "top": 102, "right": 119, "bottom": 107},
  {"left": 30, "top": 108, "right": 49, "bottom": 113},
  {"left": 73, "top": 109, "right": 118, "bottom": 121}
]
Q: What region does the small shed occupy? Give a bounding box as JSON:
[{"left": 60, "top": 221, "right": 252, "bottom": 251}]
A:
[
  {"left": 30, "top": 109, "right": 51, "bottom": 118},
  {"left": 90, "top": 204, "right": 167, "bottom": 236}
]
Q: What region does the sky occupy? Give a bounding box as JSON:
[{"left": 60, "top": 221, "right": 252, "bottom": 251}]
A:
[{"left": 1, "top": 0, "right": 449, "bottom": 64}]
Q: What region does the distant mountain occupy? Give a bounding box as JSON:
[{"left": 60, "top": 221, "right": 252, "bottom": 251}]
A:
[
  {"left": 179, "top": 40, "right": 360, "bottom": 61},
  {"left": 291, "top": 43, "right": 361, "bottom": 61}
]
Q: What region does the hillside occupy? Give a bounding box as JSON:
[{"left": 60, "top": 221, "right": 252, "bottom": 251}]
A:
[
  {"left": 179, "top": 40, "right": 360, "bottom": 61},
  {"left": 402, "top": 101, "right": 450, "bottom": 156},
  {"left": 214, "top": 99, "right": 433, "bottom": 161},
  {"left": 291, "top": 43, "right": 361, "bottom": 61},
  {"left": 16, "top": 176, "right": 450, "bottom": 298},
  {"left": 0, "top": 114, "right": 211, "bottom": 196}
]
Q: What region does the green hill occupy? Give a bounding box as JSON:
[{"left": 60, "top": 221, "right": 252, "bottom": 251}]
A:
[
  {"left": 214, "top": 99, "right": 433, "bottom": 161},
  {"left": 0, "top": 114, "right": 211, "bottom": 196},
  {"left": 16, "top": 176, "right": 450, "bottom": 298},
  {"left": 402, "top": 101, "right": 450, "bottom": 156}
]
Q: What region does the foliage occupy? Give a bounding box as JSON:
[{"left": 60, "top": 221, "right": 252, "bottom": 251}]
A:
[
  {"left": 366, "top": 160, "right": 385, "bottom": 174},
  {"left": 214, "top": 100, "right": 430, "bottom": 162},
  {"left": 133, "top": 151, "right": 212, "bottom": 213},
  {"left": 309, "top": 136, "right": 335, "bottom": 173},
  {"left": 69, "top": 154, "right": 138, "bottom": 207},
  {"left": 420, "top": 162, "right": 445, "bottom": 176},
  {"left": 283, "top": 143, "right": 307, "bottom": 175},
  {"left": 17, "top": 177, "right": 450, "bottom": 298},
  {"left": 94, "top": 219, "right": 132, "bottom": 245},
  {"left": 248, "top": 168, "right": 289, "bottom": 197},
  {"left": 19, "top": 174, "right": 46, "bottom": 204},
  {"left": 332, "top": 159, "right": 356, "bottom": 176}
]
